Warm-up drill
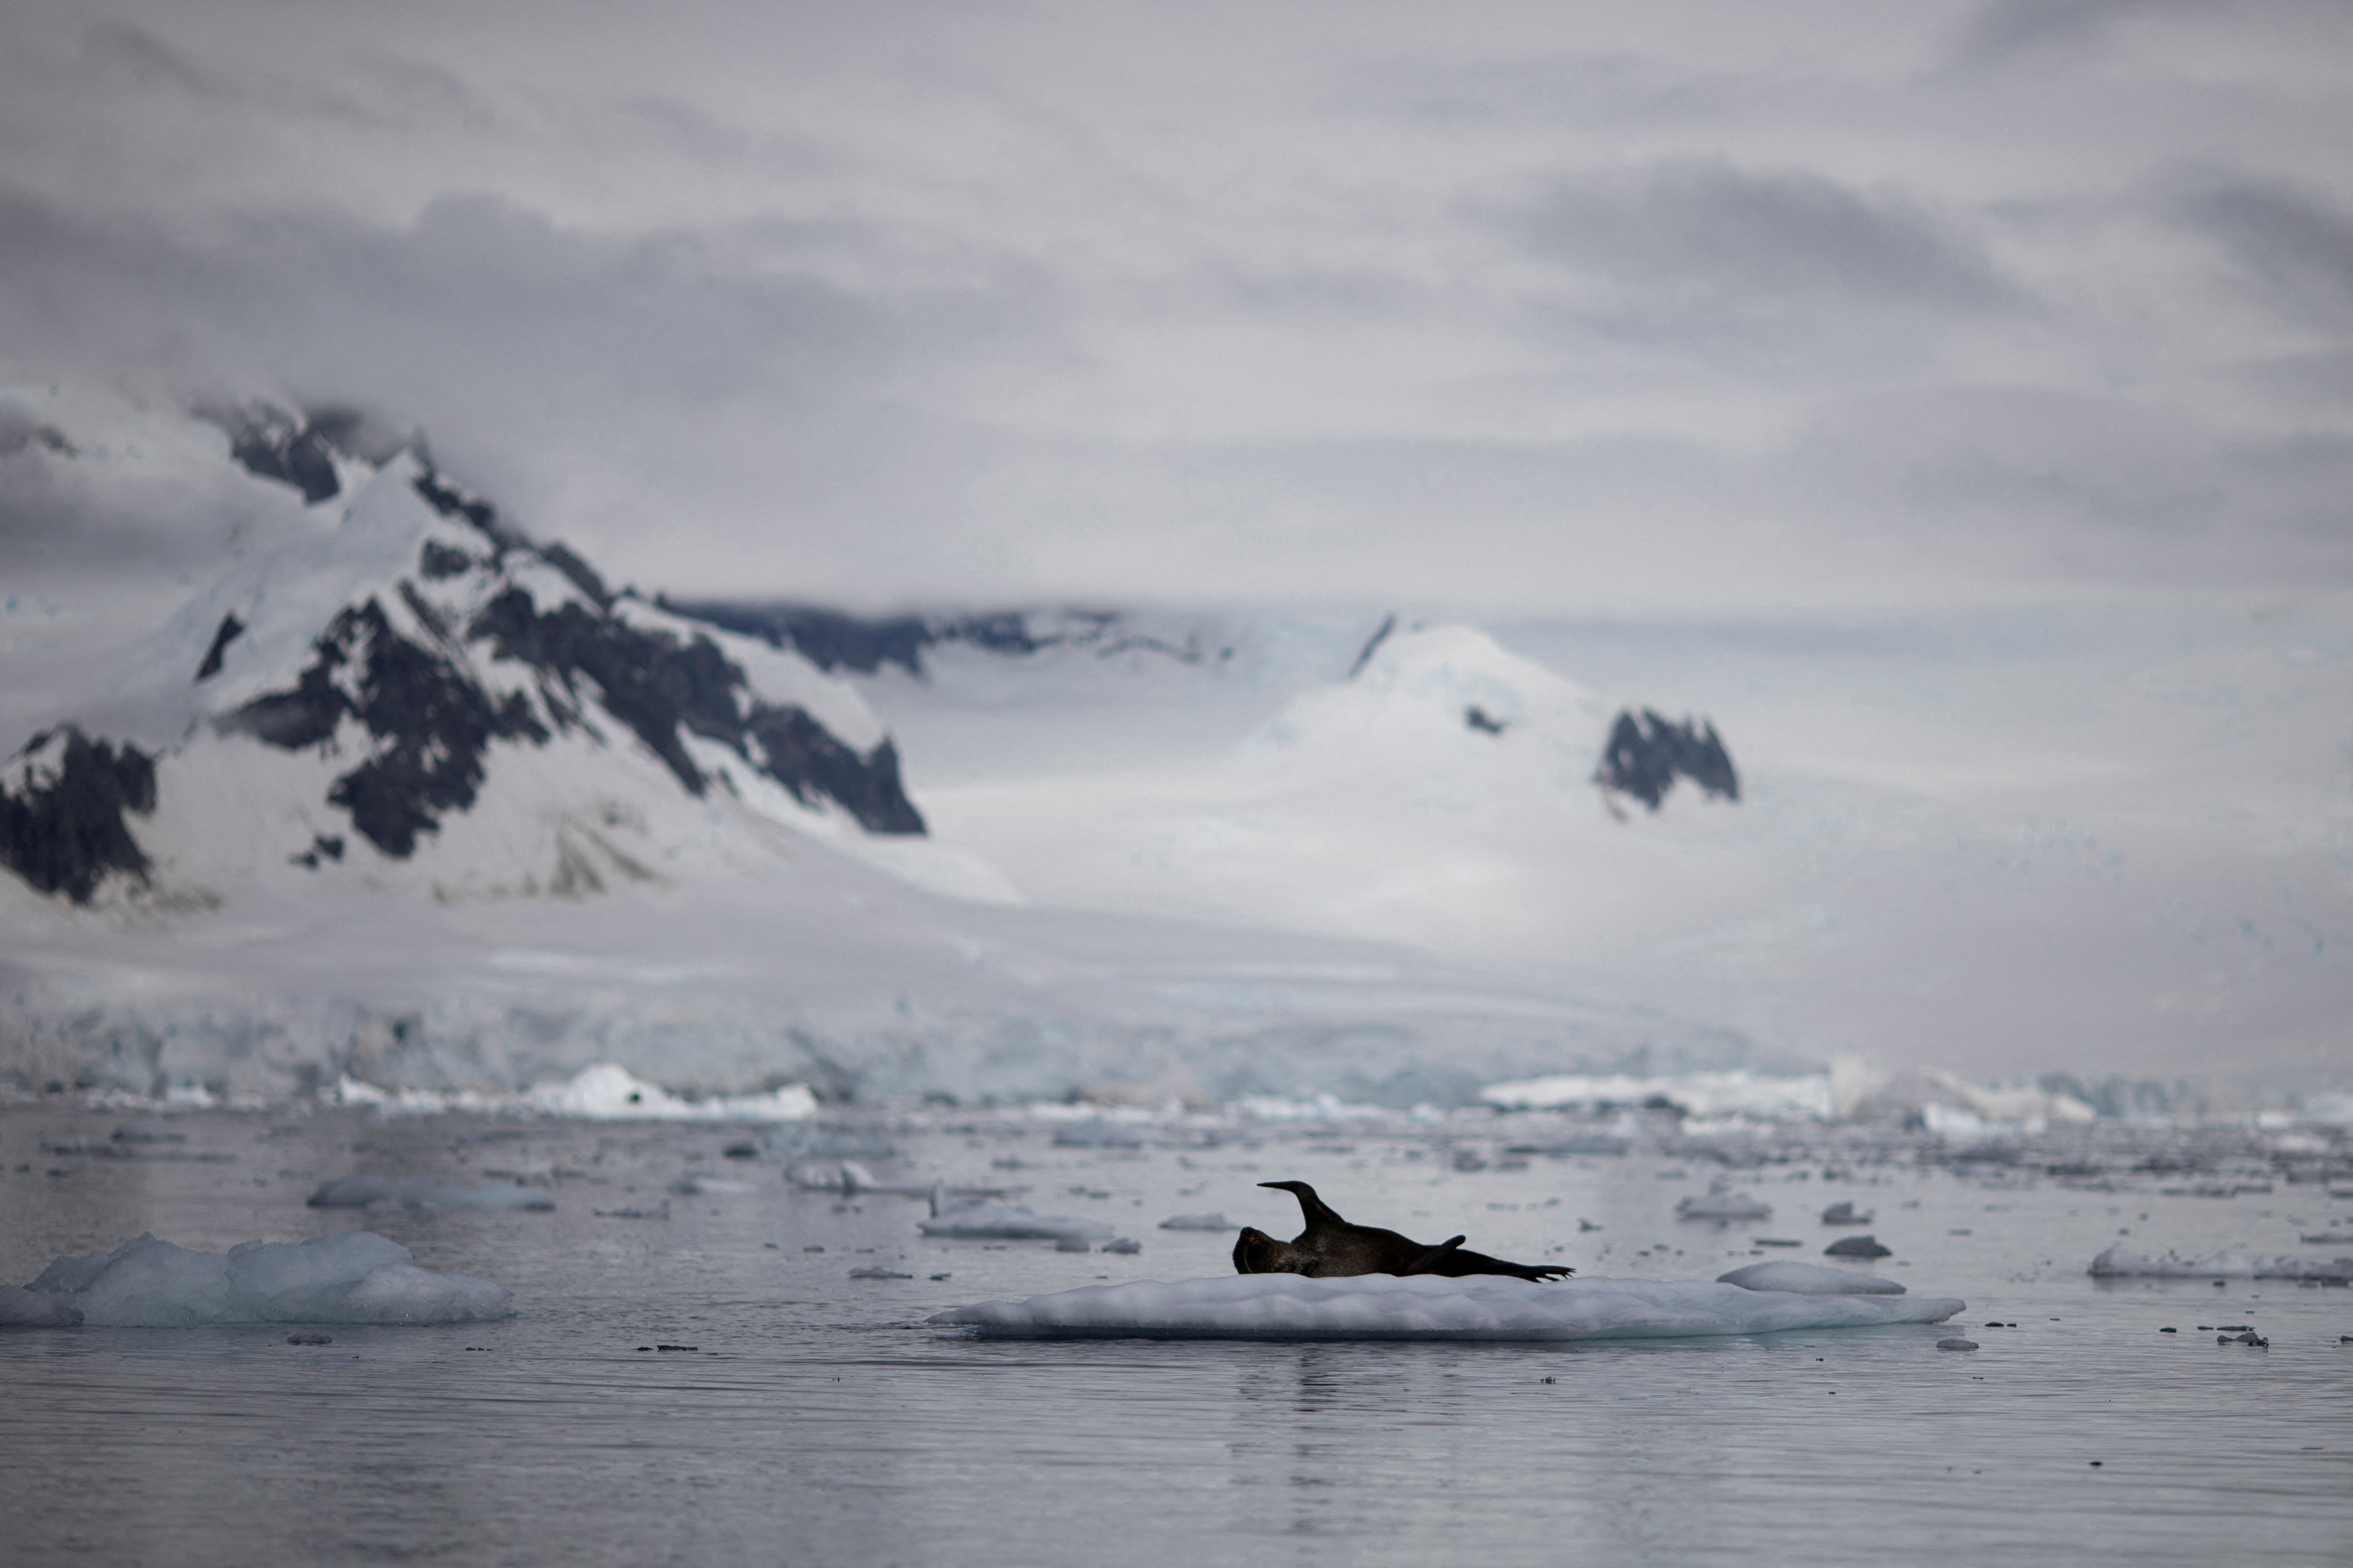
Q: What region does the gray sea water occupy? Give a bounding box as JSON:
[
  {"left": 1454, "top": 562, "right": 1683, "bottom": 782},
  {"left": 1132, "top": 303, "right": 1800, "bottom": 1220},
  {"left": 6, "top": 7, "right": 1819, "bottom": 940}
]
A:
[{"left": 3, "top": 1102, "right": 2348, "bottom": 1567}]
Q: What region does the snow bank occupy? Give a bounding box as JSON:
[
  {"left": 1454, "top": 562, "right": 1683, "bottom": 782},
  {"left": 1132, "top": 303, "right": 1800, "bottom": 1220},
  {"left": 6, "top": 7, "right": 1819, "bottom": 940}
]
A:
[
  {"left": 6, "top": 1232, "right": 513, "bottom": 1326},
  {"left": 308, "top": 1174, "right": 554, "bottom": 1213},
  {"left": 918, "top": 1201, "right": 1116, "bottom": 1243},
  {"left": 1717, "top": 1261, "right": 1905, "bottom": 1295},
  {"left": 1675, "top": 1180, "right": 1771, "bottom": 1220},
  {"left": 2088, "top": 1246, "right": 2353, "bottom": 1282},
  {"left": 930, "top": 1273, "right": 1963, "bottom": 1341}
]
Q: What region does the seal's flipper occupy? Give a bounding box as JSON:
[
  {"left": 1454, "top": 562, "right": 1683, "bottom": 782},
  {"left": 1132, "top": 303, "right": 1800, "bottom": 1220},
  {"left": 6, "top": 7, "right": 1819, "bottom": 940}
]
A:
[
  {"left": 1401, "top": 1236, "right": 1467, "bottom": 1275},
  {"left": 1259, "top": 1180, "right": 1346, "bottom": 1228}
]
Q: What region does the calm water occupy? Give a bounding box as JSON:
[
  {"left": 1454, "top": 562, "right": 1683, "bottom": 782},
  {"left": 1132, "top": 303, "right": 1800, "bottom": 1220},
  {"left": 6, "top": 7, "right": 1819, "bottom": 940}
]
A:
[{"left": 2, "top": 1103, "right": 2348, "bottom": 1567}]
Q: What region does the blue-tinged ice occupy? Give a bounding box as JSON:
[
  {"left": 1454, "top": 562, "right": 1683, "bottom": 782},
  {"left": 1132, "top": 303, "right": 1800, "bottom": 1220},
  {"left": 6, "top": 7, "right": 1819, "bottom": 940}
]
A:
[
  {"left": 929, "top": 1273, "right": 1963, "bottom": 1341},
  {"left": 5, "top": 1232, "right": 514, "bottom": 1326}
]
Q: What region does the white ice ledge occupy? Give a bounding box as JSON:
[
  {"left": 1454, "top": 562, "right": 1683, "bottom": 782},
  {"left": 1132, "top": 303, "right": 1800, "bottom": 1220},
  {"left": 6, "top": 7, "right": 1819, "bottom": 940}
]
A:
[{"left": 929, "top": 1273, "right": 1963, "bottom": 1342}]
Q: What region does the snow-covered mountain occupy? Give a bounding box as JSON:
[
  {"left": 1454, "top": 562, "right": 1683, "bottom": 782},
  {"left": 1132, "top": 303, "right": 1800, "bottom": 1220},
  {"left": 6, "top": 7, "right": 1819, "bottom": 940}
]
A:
[{"left": 0, "top": 391, "right": 1759, "bottom": 1106}]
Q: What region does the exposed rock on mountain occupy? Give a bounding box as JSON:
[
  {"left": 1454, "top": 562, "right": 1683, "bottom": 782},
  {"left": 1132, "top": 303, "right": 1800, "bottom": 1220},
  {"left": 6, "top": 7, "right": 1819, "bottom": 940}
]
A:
[
  {"left": 2, "top": 400, "right": 928, "bottom": 905},
  {"left": 0, "top": 728, "right": 158, "bottom": 903},
  {"left": 1595, "top": 708, "right": 1739, "bottom": 812}
]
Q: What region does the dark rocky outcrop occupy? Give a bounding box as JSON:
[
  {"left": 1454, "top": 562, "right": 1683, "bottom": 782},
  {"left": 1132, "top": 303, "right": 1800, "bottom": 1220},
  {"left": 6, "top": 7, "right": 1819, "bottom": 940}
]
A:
[
  {"left": 226, "top": 600, "right": 549, "bottom": 858},
  {"left": 744, "top": 707, "right": 925, "bottom": 834},
  {"left": 193, "top": 613, "right": 244, "bottom": 682},
  {"left": 209, "top": 404, "right": 343, "bottom": 504},
  {"left": 1595, "top": 709, "right": 1739, "bottom": 811},
  {"left": 473, "top": 589, "right": 925, "bottom": 833},
  {"left": 0, "top": 728, "right": 158, "bottom": 903}
]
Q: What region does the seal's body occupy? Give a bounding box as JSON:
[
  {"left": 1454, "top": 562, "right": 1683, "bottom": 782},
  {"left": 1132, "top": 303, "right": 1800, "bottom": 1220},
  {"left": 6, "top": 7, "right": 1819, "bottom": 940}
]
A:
[{"left": 1233, "top": 1180, "right": 1572, "bottom": 1282}]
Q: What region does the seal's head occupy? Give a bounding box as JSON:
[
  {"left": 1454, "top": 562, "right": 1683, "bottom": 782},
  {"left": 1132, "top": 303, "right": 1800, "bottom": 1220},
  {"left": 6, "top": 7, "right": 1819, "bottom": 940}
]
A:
[{"left": 1232, "top": 1225, "right": 1304, "bottom": 1274}]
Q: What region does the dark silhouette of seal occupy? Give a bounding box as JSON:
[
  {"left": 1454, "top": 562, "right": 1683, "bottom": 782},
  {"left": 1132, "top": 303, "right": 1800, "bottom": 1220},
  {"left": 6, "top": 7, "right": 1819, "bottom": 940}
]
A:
[{"left": 1233, "top": 1181, "right": 1571, "bottom": 1282}]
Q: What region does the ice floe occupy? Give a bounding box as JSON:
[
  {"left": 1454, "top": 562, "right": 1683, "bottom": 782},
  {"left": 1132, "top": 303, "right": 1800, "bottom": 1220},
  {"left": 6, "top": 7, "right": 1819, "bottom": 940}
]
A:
[
  {"left": 308, "top": 1174, "right": 554, "bottom": 1212},
  {"left": 2088, "top": 1246, "right": 2353, "bottom": 1282},
  {"left": 1675, "top": 1179, "right": 1771, "bottom": 1220},
  {"left": 918, "top": 1188, "right": 1117, "bottom": 1243},
  {"left": 1158, "top": 1213, "right": 1232, "bottom": 1231},
  {"left": 3, "top": 1232, "right": 513, "bottom": 1326},
  {"left": 929, "top": 1273, "right": 1963, "bottom": 1341},
  {"left": 1717, "top": 1261, "right": 1905, "bottom": 1295}
]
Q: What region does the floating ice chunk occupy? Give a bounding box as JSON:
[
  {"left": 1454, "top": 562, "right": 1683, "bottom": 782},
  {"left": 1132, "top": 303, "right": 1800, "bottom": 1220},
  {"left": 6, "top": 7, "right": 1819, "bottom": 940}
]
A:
[
  {"left": 1675, "top": 1180, "right": 1771, "bottom": 1220},
  {"left": 1158, "top": 1213, "right": 1231, "bottom": 1231},
  {"left": 1820, "top": 1201, "right": 1874, "bottom": 1225},
  {"left": 930, "top": 1273, "right": 1964, "bottom": 1341},
  {"left": 1717, "top": 1262, "right": 1905, "bottom": 1295},
  {"left": 919, "top": 1201, "right": 1117, "bottom": 1243},
  {"left": 1825, "top": 1235, "right": 1893, "bottom": 1259},
  {"left": 669, "top": 1176, "right": 756, "bottom": 1196},
  {"left": 307, "top": 1175, "right": 553, "bottom": 1212},
  {"left": 6, "top": 1232, "right": 512, "bottom": 1326},
  {"left": 2088, "top": 1246, "right": 2352, "bottom": 1281},
  {"left": 787, "top": 1160, "right": 877, "bottom": 1191}
]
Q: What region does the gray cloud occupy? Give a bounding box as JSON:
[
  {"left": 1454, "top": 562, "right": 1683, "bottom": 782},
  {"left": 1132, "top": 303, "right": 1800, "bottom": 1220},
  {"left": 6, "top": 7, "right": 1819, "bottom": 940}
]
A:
[
  {"left": 2175, "top": 175, "right": 2353, "bottom": 332},
  {"left": 1506, "top": 162, "right": 2009, "bottom": 312}
]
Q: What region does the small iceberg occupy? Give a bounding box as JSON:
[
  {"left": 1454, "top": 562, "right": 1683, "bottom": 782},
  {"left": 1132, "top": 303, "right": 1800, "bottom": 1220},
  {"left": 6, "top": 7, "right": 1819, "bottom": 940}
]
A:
[
  {"left": 1, "top": 1232, "right": 512, "bottom": 1327},
  {"left": 929, "top": 1273, "right": 1963, "bottom": 1342},
  {"left": 1820, "top": 1201, "right": 1875, "bottom": 1225},
  {"left": 308, "top": 1175, "right": 554, "bottom": 1213},
  {"left": 1158, "top": 1213, "right": 1232, "bottom": 1231},
  {"left": 1717, "top": 1261, "right": 1905, "bottom": 1295},
  {"left": 920, "top": 1202, "right": 1117, "bottom": 1244},
  {"left": 2088, "top": 1246, "right": 2352, "bottom": 1281},
  {"left": 1825, "top": 1235, "right": 1894, "bottom": 1259},
  {"left": 919, "top": 1185, "right": 1116, "bottom": 1243},
  {"left": 1675, "top": 1180, "right": 1771, "bottom": 1220}
]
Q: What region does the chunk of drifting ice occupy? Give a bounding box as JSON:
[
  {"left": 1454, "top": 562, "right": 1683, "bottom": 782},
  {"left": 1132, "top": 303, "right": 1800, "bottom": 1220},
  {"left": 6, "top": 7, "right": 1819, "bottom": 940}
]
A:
[
  {"left": 787, "top": 1160, "right": 876, "bottom": 1192},
  {"left": 1824, "top": 1235, "right": 1894, "bottom": 1259},
  {"left": 1820, "top": 1201, "right": 1874, "bottom": 1225},
  {"left": 1675, "top": 1180, "right": 1771, "bottom": 1220},
  {"left": 7, "top": 1232, "right": 512, "bottom": 1326},
  {"left": 919, "top": 1201, "right": 1117, "bottom": 1243},
  {"left": 669, "top": 1176, "right": 756, "bottom": 1196},
  {"left": 307, "top": 1175, "right": 554, "bottom": 1212},
  {"left": 1717, "top": 1262, "right": 1905, "bottom": 1295},
  {"left": 2088, "top": 1246, "right": 2353, "bottom": 1281},
  {"left": 1158, "top": 1213, "right": 1232, "bottom": 1231},
  {"left": 930, "top": 1273, "right": 1964, "bottom": 1342}
]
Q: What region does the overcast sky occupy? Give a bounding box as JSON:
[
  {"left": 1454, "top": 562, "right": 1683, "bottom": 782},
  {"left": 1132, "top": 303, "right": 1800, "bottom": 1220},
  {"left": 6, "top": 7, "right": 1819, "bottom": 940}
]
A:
[{"left": 3, "top": 0, "right": 2351, "bottom": 613}]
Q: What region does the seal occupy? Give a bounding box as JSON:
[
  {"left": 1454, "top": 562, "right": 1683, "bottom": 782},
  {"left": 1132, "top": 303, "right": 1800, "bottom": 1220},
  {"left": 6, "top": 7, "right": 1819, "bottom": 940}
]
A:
[{"left": 1233, "top": 1180, "right": 1572, "bottom": 1282}]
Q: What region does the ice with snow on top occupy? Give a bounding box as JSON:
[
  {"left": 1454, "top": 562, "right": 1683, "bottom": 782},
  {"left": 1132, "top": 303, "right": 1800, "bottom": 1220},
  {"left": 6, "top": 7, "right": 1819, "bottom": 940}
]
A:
[
  {"left": 308, "top": 1174, "right": 553, "bottom": 1212},
  {"left": 4, "top": 1232, "right": 512, "bottom": 1326},
  {"left": 1675, "top": 1179, "right": 1772, "bottom": 1220},
  {"left": 930, "top": 1272, "right": 1963, "bottom": 1341},
  {"left": 1716, "top": 1261, "right": 1905, "bottom": 1295},
  {"left": 1159, "top": 1213, "right": 1232, "bottom": 1231},
  {"left": 2088, "top": 1246, "right": 2353, "bottom": 1281}
]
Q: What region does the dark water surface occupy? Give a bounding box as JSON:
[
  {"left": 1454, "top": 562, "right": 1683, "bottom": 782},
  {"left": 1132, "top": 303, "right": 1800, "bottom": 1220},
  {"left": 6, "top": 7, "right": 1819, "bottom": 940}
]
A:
[{"left": 3, "top": 1103, "right": 2348, "bottom": 1567}]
